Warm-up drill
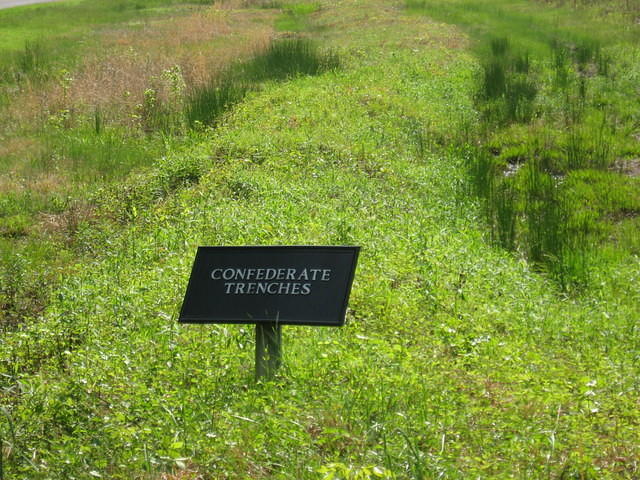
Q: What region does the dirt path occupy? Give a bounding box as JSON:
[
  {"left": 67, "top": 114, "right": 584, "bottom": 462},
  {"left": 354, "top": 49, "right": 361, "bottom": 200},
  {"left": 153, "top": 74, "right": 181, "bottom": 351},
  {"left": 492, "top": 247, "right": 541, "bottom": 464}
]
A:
[{"left": 0, "top": 0, "right": 62, "bottom": 9}]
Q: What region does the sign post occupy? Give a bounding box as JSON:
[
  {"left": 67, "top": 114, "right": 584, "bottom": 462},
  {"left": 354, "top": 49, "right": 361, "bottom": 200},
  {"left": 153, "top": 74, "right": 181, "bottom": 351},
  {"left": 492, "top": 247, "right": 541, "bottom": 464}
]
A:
[
  {"left": 179, "top": 246, "right": 360, "bottom": 380},
  {"left": 255, "top": 322, "right": 281, "bottom": 379}
]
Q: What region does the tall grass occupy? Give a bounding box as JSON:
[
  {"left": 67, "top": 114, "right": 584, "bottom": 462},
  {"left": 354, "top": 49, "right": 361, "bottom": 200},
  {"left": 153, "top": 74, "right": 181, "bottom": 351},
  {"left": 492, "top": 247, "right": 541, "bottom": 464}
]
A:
[
  {"left": 239, "top": 37, "right": 338, "bottom": 82},
  {"left": 0, "top": 40, "right": 54, "bottom": 84},
  {"left": 420, "top": 0, "right": 638, "bottom": 287},
  {"left": 186, "top": 38, "right": 339, "bottom": 127},
  {"left": 15, "top": 41, "right": 49, "bottom": 81},
  {"left": 491, "top": 180, "right": 518, "bottom": 250},
  {"left": 186, "top": 81, "right": 250, "bottom": 129},
  {"left": 479, "top": 37, "right": 538, "bottom": 125},
  {"left": 452, "top": 26, "right": 628, "bottom": 288},
  {"left": 0, "top": 0, "right": 211, "bottom": 80}
]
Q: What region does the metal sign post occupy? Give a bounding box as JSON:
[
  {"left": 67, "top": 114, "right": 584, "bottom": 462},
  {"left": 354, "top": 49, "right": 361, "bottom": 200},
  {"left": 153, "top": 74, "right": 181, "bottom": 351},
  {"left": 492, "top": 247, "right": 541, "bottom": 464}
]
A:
[{"left": 255, "top": 322, "right": 282, "bottom": 380}]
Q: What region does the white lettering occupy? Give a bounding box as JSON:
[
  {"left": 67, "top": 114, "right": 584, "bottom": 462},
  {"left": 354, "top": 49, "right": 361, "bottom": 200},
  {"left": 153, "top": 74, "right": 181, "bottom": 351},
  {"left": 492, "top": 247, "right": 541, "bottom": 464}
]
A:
[{"left": 219, "top": 265, "right": 331, "bottom": 294}]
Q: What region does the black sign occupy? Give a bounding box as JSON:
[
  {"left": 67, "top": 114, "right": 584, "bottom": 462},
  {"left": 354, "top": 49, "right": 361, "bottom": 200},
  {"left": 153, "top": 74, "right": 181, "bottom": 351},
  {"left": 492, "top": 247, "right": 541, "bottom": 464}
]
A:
[{"left": 179, "top": 246, "right": 360, "bottom": 326}]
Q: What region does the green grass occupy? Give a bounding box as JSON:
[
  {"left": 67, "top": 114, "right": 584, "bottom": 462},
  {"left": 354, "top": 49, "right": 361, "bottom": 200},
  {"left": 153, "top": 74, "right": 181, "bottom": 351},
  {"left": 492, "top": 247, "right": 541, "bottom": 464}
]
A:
[
  {"left": 275, "top": 1, "right": 320, "bottom": 31},
  {"left": 49, "top": 127, "right": 166, "bottom": 181},
  {"left": 407, "top": 0, "right": 640, "bottom": 287},
  {"left": 405, "top": 0, "right": 637, "bottom": 53},
  {"left": 0, "top": 0, "right": 228, "bottom": 328},
  {"left": 0, "top": 0, "right": 639, "bottom": 478},
  {"left": 0, "top": 0, "right": 210, "bottom": 52}
]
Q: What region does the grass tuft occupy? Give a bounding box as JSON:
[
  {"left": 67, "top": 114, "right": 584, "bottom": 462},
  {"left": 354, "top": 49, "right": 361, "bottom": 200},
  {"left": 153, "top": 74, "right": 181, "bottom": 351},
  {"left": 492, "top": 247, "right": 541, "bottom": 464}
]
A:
[
  {"left": 185, "top": 81, "right": 250, "bottom": 128},
  {"left": 185, "top": 38, "right": 338, "bottom": 127},
  {"left": 240, "top": 37, "right": 338, "bottom": 82}
]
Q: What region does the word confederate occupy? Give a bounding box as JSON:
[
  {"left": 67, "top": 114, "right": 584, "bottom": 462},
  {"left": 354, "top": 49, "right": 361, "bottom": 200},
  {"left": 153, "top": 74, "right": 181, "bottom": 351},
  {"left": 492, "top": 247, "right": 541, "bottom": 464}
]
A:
[{"left": 211, "top": 267, "right": 332, "bottom": 296}]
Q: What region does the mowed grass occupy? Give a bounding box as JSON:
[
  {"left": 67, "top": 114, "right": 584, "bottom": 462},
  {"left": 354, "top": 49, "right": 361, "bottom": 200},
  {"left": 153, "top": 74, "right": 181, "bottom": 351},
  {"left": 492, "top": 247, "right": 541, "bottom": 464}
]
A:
[
  {"left": 0, "top": 0, "right": 639, "bottom": 479},
  {"left": 405, "top": 0, "right": 639, "bottom": 51}
]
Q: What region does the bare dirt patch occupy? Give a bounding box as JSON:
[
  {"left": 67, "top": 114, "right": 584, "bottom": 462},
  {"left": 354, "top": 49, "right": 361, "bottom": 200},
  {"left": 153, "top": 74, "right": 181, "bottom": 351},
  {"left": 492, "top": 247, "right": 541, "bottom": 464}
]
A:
[{"left": 612, "top": 158, "right": 640, "bottom": 177}]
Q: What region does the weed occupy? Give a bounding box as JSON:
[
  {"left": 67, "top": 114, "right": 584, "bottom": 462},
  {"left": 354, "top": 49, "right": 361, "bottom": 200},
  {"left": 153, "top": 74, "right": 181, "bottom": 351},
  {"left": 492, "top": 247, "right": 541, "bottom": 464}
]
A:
[
  {"left": 504, "top": 76, "right": 537, "bottom": 123},
  {"left": 93, "top": 107, "right": 103, "bottom": 136},
  {"left": 0, "top": 247, "right": 53, "bottom": 327},
  {"left": 491, "top": 179, "right": 518, "bottom": 250},
  {"left": 482, "top": 60, "right": 507, "bottom": 99},
  {"left": 490, "top": 37, "right": 510, "bottom": 57},
  {"left": 15, "top": 40, "right": 49, "bottom": 81}
]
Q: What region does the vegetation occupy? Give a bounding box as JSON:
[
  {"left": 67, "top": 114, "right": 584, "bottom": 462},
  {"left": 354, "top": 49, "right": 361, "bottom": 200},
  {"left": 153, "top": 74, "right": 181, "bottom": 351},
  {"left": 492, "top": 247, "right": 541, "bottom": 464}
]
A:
[
  {"left": 186, "top": 37, "right": 339, "bottom": 127},
  {"left": 408, "top": 0, "right": 640, "bottom": 288},
  {"left": 0, "top": 0, "right": 638, "bottom": 478},
  {"left": 0, "top": 0, "right": 278, "bottom": 325}
]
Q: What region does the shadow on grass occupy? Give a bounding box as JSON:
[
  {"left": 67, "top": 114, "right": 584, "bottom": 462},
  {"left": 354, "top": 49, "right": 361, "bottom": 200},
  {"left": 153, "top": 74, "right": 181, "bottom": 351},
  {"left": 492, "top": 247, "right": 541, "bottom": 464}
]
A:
[{"left": 185, "top": 37, "right": 339, "bottom": 128}]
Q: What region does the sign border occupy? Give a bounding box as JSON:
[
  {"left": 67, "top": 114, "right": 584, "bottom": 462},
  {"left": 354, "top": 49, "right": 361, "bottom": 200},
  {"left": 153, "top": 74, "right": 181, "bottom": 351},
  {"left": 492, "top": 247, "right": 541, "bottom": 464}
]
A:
[{"left": 178, "top": 245, "right": 360, "bottom": 326}]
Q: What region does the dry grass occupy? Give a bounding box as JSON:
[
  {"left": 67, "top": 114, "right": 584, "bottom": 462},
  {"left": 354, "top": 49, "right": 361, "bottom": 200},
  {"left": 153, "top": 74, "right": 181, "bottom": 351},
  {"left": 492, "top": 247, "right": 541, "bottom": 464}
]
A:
[
  {"left": 0, "top": 3, "right": 275, "bottom": 198},
  {"left": 61, "top": 6, "right": 272, "bottom": 120},
  {"left": 0, "top": 136, "right": 73, "bottom": 197},
  {"left": 0, "top": 136, "right": 40, "bottom": 165},
  {"left": 1, "top": 4, "right": 275, "bottom": 135},
  {"left": 152, "top": 463, "right": 206, "bottom": 480},
  {"left": 31, "top": 6, "right": 271, "bottom": 123},
  {"left": 0, "top": 174, "right": 24, "bottom": 195},
  {"left": 38, "top": 201, "right": 95, "bottom": 239},
  {"left": 157, "top": 473, "right": 205, "bottom": 480},
  {"left": 612, "top": 158, "right": 640, "bottom": 177}
]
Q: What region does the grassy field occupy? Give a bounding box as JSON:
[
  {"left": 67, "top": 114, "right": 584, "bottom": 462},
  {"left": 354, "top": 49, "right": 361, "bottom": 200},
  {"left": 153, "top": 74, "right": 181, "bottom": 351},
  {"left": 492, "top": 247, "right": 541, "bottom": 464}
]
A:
[{"left": 0, "top": 0, "right": 639, "bottom": 478}]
